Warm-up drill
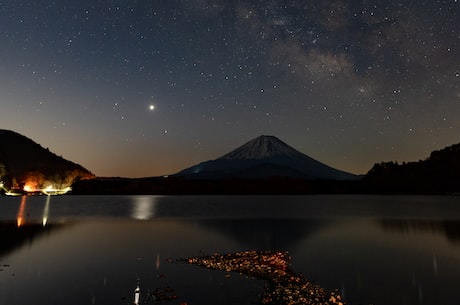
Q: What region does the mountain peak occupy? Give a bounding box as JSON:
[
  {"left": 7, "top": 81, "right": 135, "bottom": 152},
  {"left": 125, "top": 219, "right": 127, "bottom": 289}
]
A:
[
  {"left": 175, "top": 135, "right": 358, "bottom": 180},
  {"left": 220, "top": 135, "right": 303, "bottom": 160}
]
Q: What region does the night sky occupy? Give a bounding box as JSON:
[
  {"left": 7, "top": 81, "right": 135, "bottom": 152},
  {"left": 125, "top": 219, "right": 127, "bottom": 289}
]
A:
[{"left": 1, "top": 0, "right": 459, "bottom": 177}]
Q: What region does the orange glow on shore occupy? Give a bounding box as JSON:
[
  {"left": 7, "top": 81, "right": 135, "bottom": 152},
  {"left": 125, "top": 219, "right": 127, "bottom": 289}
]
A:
[
  {"left": 3, "top": 171, "right": 94, "bottom": 196},
  {"left": 21, "top": 178, "right": 72, "bottom": 195},
  {"left": 23, "top": 184, "right": 35, "bottom": 192}
]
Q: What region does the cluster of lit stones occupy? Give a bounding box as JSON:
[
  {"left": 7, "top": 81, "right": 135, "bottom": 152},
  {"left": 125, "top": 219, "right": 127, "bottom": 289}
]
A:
[{"left": 182, "top": 250, "right": 345, "bottom": 305}]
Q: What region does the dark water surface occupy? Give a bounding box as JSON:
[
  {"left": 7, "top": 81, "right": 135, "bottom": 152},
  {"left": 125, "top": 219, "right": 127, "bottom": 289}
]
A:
[{"left": 1, "top": 195, "right": 460, "bottom": 305}]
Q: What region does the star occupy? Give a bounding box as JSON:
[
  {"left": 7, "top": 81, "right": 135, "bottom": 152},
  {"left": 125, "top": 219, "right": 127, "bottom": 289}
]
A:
[{"left": 1, "top": 0, "right": 458, "bottom": 178}]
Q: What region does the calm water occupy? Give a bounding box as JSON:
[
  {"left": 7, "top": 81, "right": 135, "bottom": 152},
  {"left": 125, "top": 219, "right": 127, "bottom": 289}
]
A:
[{"left": 1, "top": 195, "right": 460, "bottom": 305}]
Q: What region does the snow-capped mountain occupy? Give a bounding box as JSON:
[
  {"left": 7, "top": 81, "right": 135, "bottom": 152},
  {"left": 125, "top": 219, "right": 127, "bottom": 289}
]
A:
[
  {"left": 220, "top": 135, "right": 305, "bottom": 160},
  {"left": 175, "top": 135, "right": 358, "bottom": 180}
]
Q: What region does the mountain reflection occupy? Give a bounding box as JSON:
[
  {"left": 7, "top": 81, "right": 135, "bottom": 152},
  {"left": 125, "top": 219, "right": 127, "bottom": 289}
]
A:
[
  {"left": 379, "top": 219, "right": 460, "bottom": 244},
  {"left": 196, "top": 219, "right": 328, "bottom": 250},
  {"left": 0, "top": 221, "right": 67, "bottom": 257}
]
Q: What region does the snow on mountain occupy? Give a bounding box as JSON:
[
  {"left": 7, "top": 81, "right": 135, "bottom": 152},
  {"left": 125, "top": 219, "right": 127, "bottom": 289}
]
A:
[
  {"left": 220, "top": 135, "right": 304, "bottom": 160},
  {"left": 175, "top": 135, "right": 358, "bottom": 180}
]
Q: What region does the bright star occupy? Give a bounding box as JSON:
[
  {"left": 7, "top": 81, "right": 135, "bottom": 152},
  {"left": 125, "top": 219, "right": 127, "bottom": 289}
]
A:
[{"left": 149, "top": 104, "right": 155, "bottom": 111}]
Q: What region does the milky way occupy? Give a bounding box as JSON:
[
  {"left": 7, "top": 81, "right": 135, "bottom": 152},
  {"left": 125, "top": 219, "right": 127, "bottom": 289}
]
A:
[{"left": 1, "top": 0, "right": 459, "bottom": 177}]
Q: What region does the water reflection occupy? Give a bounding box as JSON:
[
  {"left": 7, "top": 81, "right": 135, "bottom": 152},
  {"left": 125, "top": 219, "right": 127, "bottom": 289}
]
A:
[
  {"left": 3, "top": 216, "right": 459, "bottom": 305},
  {"left": 14, "top": 195, "right": 53, "bottom": 227},
  {"left": 198, "top": 219, "right": 327, "bottom": 250},
  {"left": 131, "top": 196, "right": 157, "bottom": 220},
  {"left": 16, "top": 195, "right": 27, "bottom": 227},
  {"left": 292, "top": 219, "right": 460, "bottom": 305},
  {"left": 156, "top": 252, "right": 161, "bottom": 270},
  {"left": 0, "top": 222, "right": 66, "bottom": 257},
  {"left": 379, "top": 219, "right": 460, "bottom": 244},
  {"left": 42, "top": 195, "right": 51, "bottom": 226},
  {"left": 1, "top": 195, "right": 460, "bottom": 305}
]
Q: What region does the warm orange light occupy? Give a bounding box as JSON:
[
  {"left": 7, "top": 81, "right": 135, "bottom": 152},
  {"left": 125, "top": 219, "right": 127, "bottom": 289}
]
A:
[
  {"left": 17, "top": 195, "right": 27, "bottom": 227},
  {"left": 23, "top": 184, "right": 34, "bottom": 192},
  {"left": 22, "top": 177, "right": 41, "bottom": 193}
]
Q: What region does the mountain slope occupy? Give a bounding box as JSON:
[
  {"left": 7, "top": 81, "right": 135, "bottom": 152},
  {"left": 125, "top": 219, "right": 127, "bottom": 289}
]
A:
[
  {"left": 0, "top": 129, "right": 95, "bottom": 190},
  {"left": 363, "top": 142, "right": 460, "bottom": 193},
  {"left": 175, "top": 135, "right": 358, "bottom": 180}
]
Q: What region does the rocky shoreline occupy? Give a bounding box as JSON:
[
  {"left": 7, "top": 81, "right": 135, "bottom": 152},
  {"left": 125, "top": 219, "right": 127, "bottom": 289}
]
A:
[{"left": 181, "top": 250, "right": 345, "bottom": 305}]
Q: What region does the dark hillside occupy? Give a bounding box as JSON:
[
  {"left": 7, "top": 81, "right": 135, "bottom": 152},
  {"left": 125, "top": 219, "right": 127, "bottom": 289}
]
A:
[
  {"left": 363, "top": 143, "right": 460, "bottom": 193},
  {"left": 0, "top": 129, "right": 94, "bottom": 190}
]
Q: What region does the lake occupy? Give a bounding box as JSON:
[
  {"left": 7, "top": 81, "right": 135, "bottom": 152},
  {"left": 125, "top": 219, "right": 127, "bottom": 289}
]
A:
[{"left": 0, "top": 195, "right": 459, "bottom": 305}]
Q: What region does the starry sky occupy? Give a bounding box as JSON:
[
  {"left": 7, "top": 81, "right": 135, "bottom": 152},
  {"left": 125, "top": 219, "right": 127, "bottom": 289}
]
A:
[{"left": 1, "top": 0, "right": 459, "bottom": 177}]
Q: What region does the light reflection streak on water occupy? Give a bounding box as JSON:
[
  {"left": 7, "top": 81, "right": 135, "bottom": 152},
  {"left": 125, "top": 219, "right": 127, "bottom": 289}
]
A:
[
  {"left": 42, "top": 195, "right": 51, "bottom": 226},
  {"left": 16, "top": 195, "right": 27, "bottom": 227},
  {"left": 156, "top": 252, "right": 161, "bottom": 270},
  {"left": 433, "top": 254, "right": 438, "bottom": 277},
  {"left": 132, "top": 196, "right": 157, "bottom": 220}
]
